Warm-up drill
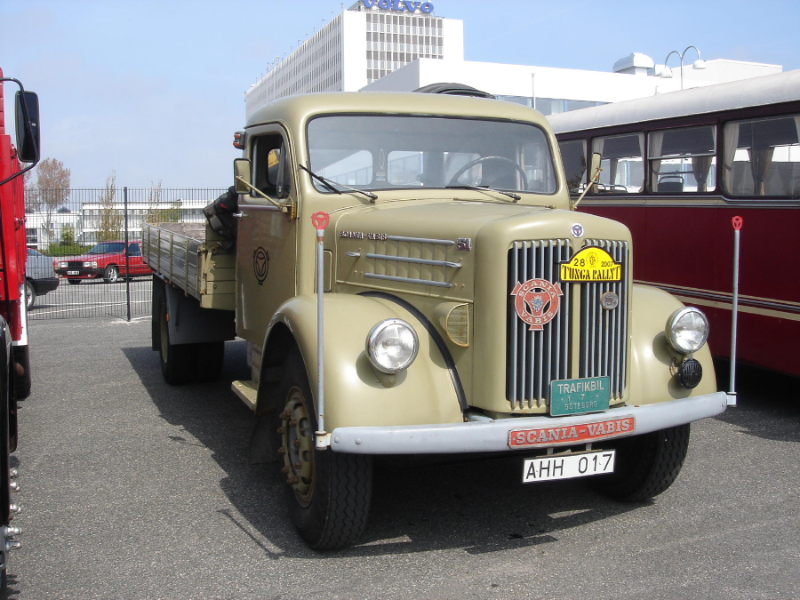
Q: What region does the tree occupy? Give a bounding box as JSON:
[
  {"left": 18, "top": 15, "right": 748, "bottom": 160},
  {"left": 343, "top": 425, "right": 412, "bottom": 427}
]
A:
[
  {"left": 144, "top": 180, "right": 181, "bottom": 224},
  {"left": 97, "top": 172, "right": 122, "bottom": 242},
  {"left": 28, "top": 158, "right": 71, "bottom": 241},
  {"left": 61, "top": 223, "right": 75, "bottom": 245}
]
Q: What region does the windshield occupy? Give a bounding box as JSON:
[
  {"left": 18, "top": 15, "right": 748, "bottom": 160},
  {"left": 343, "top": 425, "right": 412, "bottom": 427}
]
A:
[
  {"left": 88, "top": 242, "right": 126, "bottom": 255},
  {"left": 307, "top": 115, "right": 557, "bottom": 195}
]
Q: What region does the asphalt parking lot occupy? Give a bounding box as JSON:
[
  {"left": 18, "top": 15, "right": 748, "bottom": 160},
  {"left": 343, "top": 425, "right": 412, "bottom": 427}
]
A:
[{"left": 8, "top": 316, "right": 800, "bottom": 599}]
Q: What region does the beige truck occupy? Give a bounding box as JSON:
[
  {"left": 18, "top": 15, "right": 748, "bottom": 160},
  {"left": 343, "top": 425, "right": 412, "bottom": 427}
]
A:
[{"left": 143, "top": 90, "right": 731, "bottom": 550}]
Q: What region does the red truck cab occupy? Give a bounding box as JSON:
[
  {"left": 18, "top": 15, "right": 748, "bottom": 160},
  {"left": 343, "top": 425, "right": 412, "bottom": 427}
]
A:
[{"left": 54, "top": 240, "right": 151, "bottom": 284}]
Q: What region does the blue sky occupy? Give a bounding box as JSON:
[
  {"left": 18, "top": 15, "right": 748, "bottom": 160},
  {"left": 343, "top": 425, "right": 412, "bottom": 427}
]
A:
[{"left": 2, "top": 0, "right": 798, "bottom": 189}]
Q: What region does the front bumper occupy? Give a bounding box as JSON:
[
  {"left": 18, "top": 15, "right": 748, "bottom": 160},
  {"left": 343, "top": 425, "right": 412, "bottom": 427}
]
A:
[
  {"left": 329, "top": 392, "right": 728, "bottom": 454},
  {"left": 55, "top": 268, "right": 101, "bottom": 278},
  {"left": 32, "top": 277, "right": 59, "bottom": 295}
]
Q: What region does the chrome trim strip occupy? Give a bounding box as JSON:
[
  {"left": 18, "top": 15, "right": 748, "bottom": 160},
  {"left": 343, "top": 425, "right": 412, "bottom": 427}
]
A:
[
  {"left": 386, "top": 235, "right": 455, "bottom": 246},
  {"left": 366, "top": 253, "right": 461, "bottom": 268},
  {"left": 330, "top": 392, "right": 728, "bottom": 454},
  {"left": 364, "top": 273, "right": 453, "bottom": 288}
]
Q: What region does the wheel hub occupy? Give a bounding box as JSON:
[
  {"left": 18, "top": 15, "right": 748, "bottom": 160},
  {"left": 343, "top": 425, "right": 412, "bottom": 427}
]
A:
[{"left": 279, "top": 388, "right": 314, "bottom": 504}]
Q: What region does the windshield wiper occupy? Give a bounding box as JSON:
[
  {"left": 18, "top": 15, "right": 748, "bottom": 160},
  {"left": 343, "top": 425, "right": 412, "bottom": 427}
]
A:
[
  {"left": 445, "top": 184, "right": 520, "bottom": 202},
  {"left": 300, "top": 165, "right": 378, "bottom": 202}
]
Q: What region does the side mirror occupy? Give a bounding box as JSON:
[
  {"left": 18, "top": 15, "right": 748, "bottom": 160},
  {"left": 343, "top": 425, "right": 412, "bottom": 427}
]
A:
[
  {"left": 234, "top": 158, "right": 251, "bottom": 194},
  {"left": 15, "top": 91, "right": 40, "bottom": 164}
]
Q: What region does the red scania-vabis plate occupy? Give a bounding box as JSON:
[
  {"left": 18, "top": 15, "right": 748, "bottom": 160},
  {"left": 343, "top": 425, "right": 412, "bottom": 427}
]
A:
[{"left": 509, "top": 415, "right": 635, "bottom": 449}]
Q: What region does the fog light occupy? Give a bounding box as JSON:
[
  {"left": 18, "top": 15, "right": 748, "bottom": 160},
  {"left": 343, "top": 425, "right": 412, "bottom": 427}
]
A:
[{"left": 677, "top": 358, "right": 702, "bottom": 389}]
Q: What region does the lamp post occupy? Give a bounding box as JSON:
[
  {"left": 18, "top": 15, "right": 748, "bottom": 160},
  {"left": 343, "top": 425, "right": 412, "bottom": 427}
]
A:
[{"left": 662, "top": 45, "right": 706, "bottom": 90}]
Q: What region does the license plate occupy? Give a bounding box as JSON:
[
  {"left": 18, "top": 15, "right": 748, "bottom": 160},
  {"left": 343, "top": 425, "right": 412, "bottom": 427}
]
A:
[
  {"left": 550, "top": 376, "right": 610, "bottom": 416},
  {"left": 523, "top": 450, "right": 615, "bottom": 483},
  {"left": 67, "top": 271, "right": 79, "bottom": 275}
]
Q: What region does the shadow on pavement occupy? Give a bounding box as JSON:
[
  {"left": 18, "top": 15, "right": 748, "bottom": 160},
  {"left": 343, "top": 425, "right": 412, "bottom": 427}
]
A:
[{"left": 123, "top": 340, "right": 646, "bottom": 559}]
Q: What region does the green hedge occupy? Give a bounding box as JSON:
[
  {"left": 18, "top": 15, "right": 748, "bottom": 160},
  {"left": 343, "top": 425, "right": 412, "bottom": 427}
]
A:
[{"left": 44, "top": 243, "right": 91, "bottom": 257}]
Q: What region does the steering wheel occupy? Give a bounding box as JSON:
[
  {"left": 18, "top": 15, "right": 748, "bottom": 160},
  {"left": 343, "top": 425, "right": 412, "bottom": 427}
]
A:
[{"left": 447, "top": 155, "right": 528, "bottom": 189}]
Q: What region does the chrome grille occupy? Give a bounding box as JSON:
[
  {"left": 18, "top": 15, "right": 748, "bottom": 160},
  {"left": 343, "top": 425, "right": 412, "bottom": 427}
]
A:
[
  {"left": 579, "top": 240, "right": 629, "bottom": 400},
  {"left": 506, "top": 239, "right": 629, "bottom": 410},
  {"left": 506, "top": 240, "right": 571, "bottom": 409}
]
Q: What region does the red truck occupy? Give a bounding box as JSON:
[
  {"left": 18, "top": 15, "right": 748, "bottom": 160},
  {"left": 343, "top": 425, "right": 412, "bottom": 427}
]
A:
[
  {"left": 54, "top": 240, "right": 151, "bottom": 284},
  {"left": 0, "top": 68, "right": 40, "bottom": 597}
]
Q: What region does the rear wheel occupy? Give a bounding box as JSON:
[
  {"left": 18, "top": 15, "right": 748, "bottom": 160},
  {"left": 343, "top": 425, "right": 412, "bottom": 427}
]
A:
[
  {"left": 592, "top": 424, "right": 690, "bottom": 502},
  {"left": 278, "top": 351, "right": 372, "bottom": 550},
  {"left": 24, "top": 280, "right": 35, "bottom": 310},
  {"left": 195, "top": 341, "right": 225, "bottom": 383},
  {"left": 158, "top": 297, "right": 196, "bottom": 385}
]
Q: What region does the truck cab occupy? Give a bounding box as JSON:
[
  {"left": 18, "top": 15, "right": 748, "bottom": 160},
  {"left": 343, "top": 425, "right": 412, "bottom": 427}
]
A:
[{"left": 147, "top": 91, "right": 729, "bottom": 550}]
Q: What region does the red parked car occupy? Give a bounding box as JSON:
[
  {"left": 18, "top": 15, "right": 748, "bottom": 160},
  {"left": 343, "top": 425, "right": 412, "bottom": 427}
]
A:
[{"left": 55, "top": 241, "right": 152, "bottom": 284}]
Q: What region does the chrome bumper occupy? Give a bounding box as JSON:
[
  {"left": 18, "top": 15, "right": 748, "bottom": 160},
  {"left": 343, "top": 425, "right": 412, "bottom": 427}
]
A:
[{"left": 329, "top": 392, "right": 728, "bottom": 454}]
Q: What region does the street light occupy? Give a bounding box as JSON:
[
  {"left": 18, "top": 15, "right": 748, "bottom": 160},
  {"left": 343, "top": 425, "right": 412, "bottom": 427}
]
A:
[{"left": 661, "top": 46, "right": 707, "bottom": 90}]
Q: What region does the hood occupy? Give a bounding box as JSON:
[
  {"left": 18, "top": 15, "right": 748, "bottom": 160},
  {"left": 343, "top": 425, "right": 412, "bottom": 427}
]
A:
[{"left": 332, "top": 198, "right": 632, "bottom": 299}]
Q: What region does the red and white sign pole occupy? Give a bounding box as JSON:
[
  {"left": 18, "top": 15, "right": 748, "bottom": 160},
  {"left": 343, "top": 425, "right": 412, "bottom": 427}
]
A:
[
  {"left": 728, "top": 216, "right": 743, "bottom": 407},
  {"left": 311, "top": 211, "right": 331, "bottom": 448}
]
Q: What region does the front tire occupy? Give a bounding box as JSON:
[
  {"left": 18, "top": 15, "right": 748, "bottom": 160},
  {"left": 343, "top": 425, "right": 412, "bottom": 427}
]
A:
[
  {"left": 103, "top": 265, "right": 119, "bottom": 283},
  {"left": 592, "top": 424, "right": 690, "bottom": 502},
  {"left": 24, "top": 280, "right": 35, "bottom": 310},
  {"left": 278, "top": 351, "right": 372, "bottom": 550}
]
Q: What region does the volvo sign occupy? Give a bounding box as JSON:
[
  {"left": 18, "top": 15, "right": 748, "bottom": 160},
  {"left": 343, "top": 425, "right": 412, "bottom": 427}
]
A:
[{"left": 361, "top": 0, "right": 435, "bottom": 14}]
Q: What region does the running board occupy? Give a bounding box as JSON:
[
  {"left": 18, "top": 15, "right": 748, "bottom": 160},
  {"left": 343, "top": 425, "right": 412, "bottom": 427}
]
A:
[{"left": 231, "top": 380, "right": 258, "bottom": 411}]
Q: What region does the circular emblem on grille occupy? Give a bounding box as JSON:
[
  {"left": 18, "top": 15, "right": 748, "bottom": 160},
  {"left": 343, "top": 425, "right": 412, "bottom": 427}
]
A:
[
  {"left": 510, "top": 278, "right": 564, "bottom": 331},
  {"left": 253, "top": 247, "right": 269, "bottom": 285},
  {"left": 600, "top": 291, "right": 619, "bottom": 310},
  {"left": 571, "top": 223, "right": 584, "bottom": 238}
]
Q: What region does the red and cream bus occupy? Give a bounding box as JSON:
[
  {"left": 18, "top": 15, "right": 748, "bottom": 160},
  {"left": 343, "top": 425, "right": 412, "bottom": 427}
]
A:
[{"left": 549, "top": 70, "right": 800, "bottom": 377}]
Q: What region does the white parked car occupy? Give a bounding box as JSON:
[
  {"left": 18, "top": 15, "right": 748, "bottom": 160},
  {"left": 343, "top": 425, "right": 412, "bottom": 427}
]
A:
[{"left": 26, "top": 248, "right": 59, "bottom": 309}]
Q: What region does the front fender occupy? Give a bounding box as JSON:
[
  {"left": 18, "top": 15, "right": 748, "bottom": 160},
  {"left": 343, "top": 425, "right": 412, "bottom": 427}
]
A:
[
  {"left": 628, "top": 284, "right": 717, "bottom": 405},
  {"left": 265, "top": 294, "right": 464, "bottom": 430}
]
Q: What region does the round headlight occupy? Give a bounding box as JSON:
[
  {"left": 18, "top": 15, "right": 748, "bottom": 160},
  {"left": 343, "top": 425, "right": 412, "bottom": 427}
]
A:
[
  {"left": 666, "top": 307, "right": 709, "bottom": 354},
  {"left": 366, "top": 319, "right": 419, "bottom": 374}
]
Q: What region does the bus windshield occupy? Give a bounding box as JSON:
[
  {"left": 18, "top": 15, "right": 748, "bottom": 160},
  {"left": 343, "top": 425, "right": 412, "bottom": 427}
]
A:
[{"left": 306, "top": 115, "right": 557, "bottom": 195}]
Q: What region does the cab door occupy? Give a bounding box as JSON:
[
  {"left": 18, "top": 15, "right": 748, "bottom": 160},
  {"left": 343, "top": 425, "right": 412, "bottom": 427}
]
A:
[{"left": 236, "top": 130, "right": 298, "bottom": 345}]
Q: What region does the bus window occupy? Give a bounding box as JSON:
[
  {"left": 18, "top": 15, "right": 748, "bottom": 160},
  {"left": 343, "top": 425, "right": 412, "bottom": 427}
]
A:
[
  {"left": 723, "top": 114, "right": 800, "bottom": 198},
  {"left": 648, "top": 126, "right": 717, "bottom": 193},
  {"left": 558, "top": 139, "right": 587, "bottom": 194},
  {"left": 591, "top": 133, "right": 644, "bottom": 193}
]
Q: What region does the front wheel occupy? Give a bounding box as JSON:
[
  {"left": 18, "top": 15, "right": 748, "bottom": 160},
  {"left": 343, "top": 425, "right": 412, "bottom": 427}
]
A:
[
  {"left": 24, "top": 280, "right": 35, "bottom": 310},
  {"left": 103, "top": 265, "right": 119, "bottom": 283},
  {"left": 592, "top": 424, "right": 690, "bottom": 502},
  {"left": 278, "top": 351, "right": 372, "bottom": 550}
]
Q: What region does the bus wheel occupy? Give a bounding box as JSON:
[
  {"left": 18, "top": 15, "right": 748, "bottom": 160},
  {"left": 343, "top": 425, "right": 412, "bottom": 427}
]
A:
[
  {"left": 278, "top": 351, "right": 372, "bottom": 550},
  {"left": 158, "top": 298, "right": 196, "bottom": 385},
  {"left": 592, "top": 424, "right": 690, "bottom": 502}
]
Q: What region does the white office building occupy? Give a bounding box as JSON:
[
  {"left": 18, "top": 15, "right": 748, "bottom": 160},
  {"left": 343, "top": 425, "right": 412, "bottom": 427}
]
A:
[
  {"left": 245, "top": 0, "right": 464, "bottom": 119},
  {"left": 245, "top": 2, "right": 782, "bottom": 119}
]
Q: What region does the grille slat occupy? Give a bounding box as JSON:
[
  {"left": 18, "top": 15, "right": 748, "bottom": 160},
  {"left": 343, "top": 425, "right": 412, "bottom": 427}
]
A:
[
  {"left": 507, "top": 239, "right": 571, "bottom": 409},
  {"left": 507, "top": 238, "right": 628, "bottom": 410}
]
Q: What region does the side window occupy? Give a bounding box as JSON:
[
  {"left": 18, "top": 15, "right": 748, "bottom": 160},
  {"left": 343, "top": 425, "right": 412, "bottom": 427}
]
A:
[
  {"left": 591, "top": 133, "right": 644, "bottom": 194},
  {"left": 649, "top": 126, "right": 717, "bottom": 193},
  {"left": 252, "top": 134, "right": 292, "bottom": 198},
  {"left": 128, "top": 243, "right": 142, "bottom": 256},
  {"left": 723, "top": 114, "right": 800, "bottom": 198},
  {"left": 558, "top": 139, "right": 587, "bottom": 194}
]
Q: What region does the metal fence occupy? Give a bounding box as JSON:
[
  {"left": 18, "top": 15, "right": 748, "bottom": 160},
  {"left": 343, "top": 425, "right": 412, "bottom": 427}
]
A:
[{"left": 25, "top": 187, "right": 226, "bottom": 320}]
